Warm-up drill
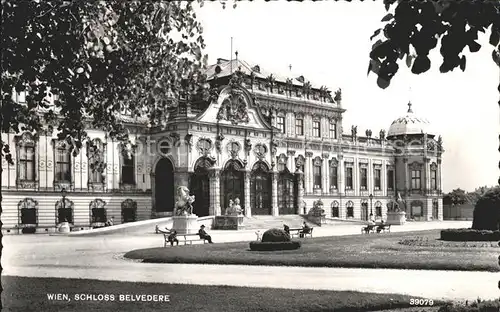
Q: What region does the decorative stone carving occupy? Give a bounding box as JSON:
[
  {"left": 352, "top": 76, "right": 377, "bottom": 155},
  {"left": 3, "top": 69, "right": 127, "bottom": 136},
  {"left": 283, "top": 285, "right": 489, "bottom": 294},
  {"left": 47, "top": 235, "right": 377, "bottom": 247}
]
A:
[
  {"left": 437, "top": 135, "right": 443, "bottom": 151},
  {"left": 305, "top": 151, "right": 313, "bottom": 158},
  {"left": 271, "top": 139, "right": 278, "bottom": 155},
  {"left": 409, "top": 162, "right": 422, "bottom": 170},
  {"left": 329, "top": 158, "right": 338, "bottom": 167},
  {"left": 351, "top": 126, "right": 357, "bottom": 142},
  {"left": 276, "top": 153, "right": 287, "bottom": 166},
  {"left": 227, "top": 141, "right": 241, "bottom": 159},
  {"left": 215, "top": 134, "right": 224, "bottom": 153},
  {"left": 253, "top": 143, "right": 267, "bottom": 160},
  {"left": 287, "top": 150, "right": 296, "bottom": 156},
  {"left": 322, "top": 153, "right": 329, "bottom": 159},
  {"left": 174, "top": 186, "right": 195, "bottom": 216},
  {"left": 379, "top": 129, "right": 386, "bottom": 140},
  {"left": 217, "top": 91, "right": 250, "bottom": 125},
  {"left": 184, "top": 134, "right": 193, "bottom": 151},
  {"left": 295, "top": 155, "right": 305, "bottom": 169},
  {"left": 334, "top": 88, "right": 342, "bottom": 104},
  {"left": 430, "top": 162, "right": 438, "bottom": 170},
  {"left": 244, "top": 139, "right": 252, "bottom": 155},
  {"left": 170, "top": 132, "right": 180, "bottom": 147},
  {"left": 197, "top": 138, "right": 213, "bottom": 156},
  {"left": 313, "top": 156, "right": 322, "bottom": 166}
]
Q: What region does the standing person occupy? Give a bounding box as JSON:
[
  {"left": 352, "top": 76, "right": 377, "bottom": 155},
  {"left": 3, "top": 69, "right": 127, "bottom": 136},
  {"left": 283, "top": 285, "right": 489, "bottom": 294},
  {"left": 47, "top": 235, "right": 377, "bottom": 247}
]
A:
[
  {"left": 198, "top": 225, "right": 213, "bottom": 243},
  {"left": 300, "top": 222, "right": 311, "bottom": 238},
  {"left": 168, "top": 230, "right": 179, "bottom": 246}
]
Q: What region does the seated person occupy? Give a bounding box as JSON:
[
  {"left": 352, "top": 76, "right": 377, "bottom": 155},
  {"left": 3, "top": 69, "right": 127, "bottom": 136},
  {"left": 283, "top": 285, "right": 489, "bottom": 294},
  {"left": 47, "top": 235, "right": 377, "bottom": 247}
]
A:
[
  {"left": 283, "top": 224, "right": 290, "bottom": 235},
  {"left": 300, "top": 222, "right": 311, "bottom": 238},
  {"left": 105, "top": 217, "right": 114, "bottom": 227},
  {"left": 167, "top": 230, "right": 179, "bottom": 246},
  {"left": 198, "top": 225, "right": 213, "bottom": 243},
  {"left": 376, "top": 220, "right": 386, "bottom": 233}
]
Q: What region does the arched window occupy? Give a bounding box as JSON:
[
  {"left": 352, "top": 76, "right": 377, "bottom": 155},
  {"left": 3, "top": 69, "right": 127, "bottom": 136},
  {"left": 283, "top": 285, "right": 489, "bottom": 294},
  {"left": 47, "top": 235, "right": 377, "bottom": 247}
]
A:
[
  {"left": 360, "top": 199, "right": 369, "bottom": 221},
  {"left": 90, "top": 199, "right": 107, "bottom": 227},
  {"left": 430, "top": 162, "right": 438, "bottom": 190},
  {"left": 278, "top": 165, "right": 296, "bottom": 215},
  {"left": 120, "top": 144, "right": 135, "bottom": 185},
  {"left": 18, "top": 198, "right": 38, "bottom": 231},
  {"left": 16, "top": 133, "right": 36, "bottom": 184},
  {"left": 88, "top": 139, "right": 105, "bottom": 184},
  {"left": 55, "top": 196, "right": 74, "bottom": 224},
  {"left": 221, "top": 159, "right": 244, "bottom": 212},
  {"left": 329, "top": 158, "right": 338, "bottom": 191},
  {"left": 375, "top": 201, "right": 382, "bottom": 217},
  {"left": 54, "top": 140, "right": 72, "bottom": 183},
  {"left": 313, "top": 157, "right": 322, "bottom": 189},
  {"left": 432, "top": 198, "right": 439, "bottom": 219},
  {"left": 251, "top": 161, "right": 272, "bottom": 215},
  {"left": 331, "top": 201, "right": 339, "bottom": 218},
  {"left": 121, "top": 199, "right": 137, "bottom": 223},
  {"left": 346, "top": 201, "right": 354, "bottom": 218}
]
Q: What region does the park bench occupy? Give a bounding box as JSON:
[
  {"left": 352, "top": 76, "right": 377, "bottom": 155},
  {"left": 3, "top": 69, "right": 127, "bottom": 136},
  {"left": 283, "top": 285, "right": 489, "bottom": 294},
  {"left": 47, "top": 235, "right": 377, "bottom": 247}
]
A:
[
  {"left": 163, "top": 233, "right": 207, "bottom": 247},
  {"left": 376, "top": 224, "right": 391, "bottom": 233},
  {"left": 290, "top": 227, "right": 314, "bottom": 238},
  {"left": 361, "top": 224, "right": 376, "bottom": 234}
]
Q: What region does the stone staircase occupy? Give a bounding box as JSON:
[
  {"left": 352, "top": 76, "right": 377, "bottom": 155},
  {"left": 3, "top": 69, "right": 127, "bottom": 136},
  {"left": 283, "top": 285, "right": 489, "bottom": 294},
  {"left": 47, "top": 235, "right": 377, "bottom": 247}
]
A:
[{"left": 242, "top": 215, "right": 314, "bottom": 230}]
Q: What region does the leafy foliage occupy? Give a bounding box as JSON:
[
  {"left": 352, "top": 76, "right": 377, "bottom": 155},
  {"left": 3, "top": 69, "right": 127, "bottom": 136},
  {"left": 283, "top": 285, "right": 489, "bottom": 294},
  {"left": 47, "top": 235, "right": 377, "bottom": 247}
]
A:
[
  {"left": 261, "top": 228, "right": 291, "bottom": 243},
  {"left": 1, "top": 0, "right": 207, "bottom": 164},
  {"left": 443, "top": 188, "right": 468, "bottom": 206},
  {"left": 471, "top": 186, "right": 500, "bottom": 231},
  {"left": 368, "top": 0, "right": 500, "bottom": 89}
]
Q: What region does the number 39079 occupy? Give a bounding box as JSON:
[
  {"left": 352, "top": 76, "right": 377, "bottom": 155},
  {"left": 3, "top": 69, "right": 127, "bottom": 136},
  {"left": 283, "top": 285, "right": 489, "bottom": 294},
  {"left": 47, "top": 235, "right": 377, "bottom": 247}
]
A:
[{"left": 410, "top": 298, "right": 434, "bottom": 306}]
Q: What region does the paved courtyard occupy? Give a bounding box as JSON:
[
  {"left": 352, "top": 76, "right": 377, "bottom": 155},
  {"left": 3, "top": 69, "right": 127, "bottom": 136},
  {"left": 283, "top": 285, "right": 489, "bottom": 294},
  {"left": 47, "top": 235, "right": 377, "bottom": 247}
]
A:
[{"left": 3, "top": 220, "right": 498, "bottom": 301}]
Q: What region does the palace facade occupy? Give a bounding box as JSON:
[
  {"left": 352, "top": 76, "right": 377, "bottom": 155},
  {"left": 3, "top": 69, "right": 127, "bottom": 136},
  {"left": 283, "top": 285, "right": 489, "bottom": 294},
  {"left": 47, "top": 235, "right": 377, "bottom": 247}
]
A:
[{"left": 1, "top": 58, "right": 444, "bottom": 234}]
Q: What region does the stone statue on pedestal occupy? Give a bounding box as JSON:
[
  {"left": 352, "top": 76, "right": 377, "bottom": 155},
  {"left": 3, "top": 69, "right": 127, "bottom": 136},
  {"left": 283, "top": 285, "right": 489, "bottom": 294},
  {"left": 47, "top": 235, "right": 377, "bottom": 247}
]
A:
[
  {"left": 225, "top": 198, "right": 243, "bottom": 216},
  {"left": 174, "top": 186, "right": 196, "bottom": 216}
]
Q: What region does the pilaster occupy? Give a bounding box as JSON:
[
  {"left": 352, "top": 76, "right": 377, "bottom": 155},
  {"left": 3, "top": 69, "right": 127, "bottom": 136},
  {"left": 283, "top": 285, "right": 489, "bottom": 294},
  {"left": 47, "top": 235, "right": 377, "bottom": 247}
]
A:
[
  {"left": 272, "top": 171, "right": 279, "bottom": 216},
  {"left": 295, "top": 169, "right": 304, "bottom": 214},
  {"left": 244, "top": 170, "right": 251, "bottom": 217},
  {"left": 322, "top": 153, "right": 329, "bottom": 193},
  {"left": 209, "top": 169, "right": 221, "bottom": 216},
  {"left": 305, "top": 151, "right": 313, "bottom": 193},
  {"left": 338, "top": 155, "right": 345, "bottom": 195}
]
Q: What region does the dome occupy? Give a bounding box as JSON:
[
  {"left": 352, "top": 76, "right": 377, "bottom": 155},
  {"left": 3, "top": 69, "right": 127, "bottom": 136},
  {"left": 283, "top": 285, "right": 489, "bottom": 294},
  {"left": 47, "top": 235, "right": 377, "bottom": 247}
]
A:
[{"left": 387, "top": 103, "right": 432, "bottom": 138}]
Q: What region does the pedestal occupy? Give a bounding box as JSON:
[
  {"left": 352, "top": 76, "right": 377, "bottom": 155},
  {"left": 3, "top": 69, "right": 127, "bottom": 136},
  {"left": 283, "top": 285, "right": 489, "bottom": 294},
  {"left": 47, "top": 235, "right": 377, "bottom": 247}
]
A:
[
  {"left": 172, "top": 215, "right": 199, "bottom": 234},
  {"left": 214, "top": 215, "right": 244, "bottom": 230},
  {"left": 58, "top": 222, "right": 70, "bottom": 233},
  {"left": 386, "top": 211, "right": 406, "bottom": 225}
]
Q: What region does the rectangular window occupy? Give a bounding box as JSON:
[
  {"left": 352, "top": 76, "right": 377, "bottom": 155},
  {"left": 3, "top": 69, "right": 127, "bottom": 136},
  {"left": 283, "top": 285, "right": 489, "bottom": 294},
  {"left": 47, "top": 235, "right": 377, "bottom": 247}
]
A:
[
  {"left": 329, "top": 166, "right": 338, "bottom": 190},
  {"left": 376, "top": 207, "right": 382, "bottom": 217},
  {"left": 347, "top": 207, "right": 354, "bottom": 218},
  {"left": 313, "top": 165, "right": 322, "bottom": 188},
  {"left": 411, "top": 170, "right": 421, "bottom": 190},
  {"left": 360, "top": 167, "right": 367, "bottom": 190},
  {"left": 313, "top": 120, "right": 321, "bottom": 137},
  {"left": 55, "top": 148, "right": 71, "bottom": 182},
  {"left": 374, "top": 168, "right": 381, "bottom": 190},
  {"left": 345, "top": 167, "right": 353, "bottom": 189},
  {"left": 19, "top": 146, "right": 35, "bottom": 181},
  {"left": 387, "top": 169, "right": 394, "bottom": 190},
  {"left": 91, "top": 208, "right": 107, "bottom": 223},
  {"left": 411, "top": 204, "right": 423, "bottom": 217},
  {"left": 295, "top": 118, "right": 304, "bottom": 136},
  {"left": 122, "top": 154, "right": 135, "bottom": 184},
  {"left": 277, "top": 116, "right": 285, "bottom": 134},
  {"left": 431, "top": 170, "right": 437, "bottom": 190},
  {"left": 329, "top": 122, "right": 337, "bottom": 139}
]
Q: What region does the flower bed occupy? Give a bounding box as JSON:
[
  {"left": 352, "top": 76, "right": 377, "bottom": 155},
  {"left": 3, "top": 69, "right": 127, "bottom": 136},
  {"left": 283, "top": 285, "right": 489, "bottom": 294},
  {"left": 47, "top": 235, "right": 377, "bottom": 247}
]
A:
[
  {"left": 440, "top": 228, "right": 500, "bottom": 241},
  {"left": 249, "top": 241, "right": 301, "bottom": 251}
]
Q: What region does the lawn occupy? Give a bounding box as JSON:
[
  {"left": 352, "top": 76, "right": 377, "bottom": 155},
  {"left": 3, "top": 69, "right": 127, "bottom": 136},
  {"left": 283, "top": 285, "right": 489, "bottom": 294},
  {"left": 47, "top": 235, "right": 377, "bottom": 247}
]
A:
[
  {"left": 125, "top": 230, "right": 500, "bottom": 272},
  {"left": 1, "top": 276, "right": 438, "bottom": 312}
]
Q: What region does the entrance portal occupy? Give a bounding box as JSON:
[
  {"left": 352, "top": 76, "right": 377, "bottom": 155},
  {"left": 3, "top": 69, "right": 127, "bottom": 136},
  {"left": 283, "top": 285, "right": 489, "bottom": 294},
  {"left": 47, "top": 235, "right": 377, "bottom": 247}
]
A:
[
  {"left": 251, "top": 161, "right": 272, "bottom": 215},
  {"left": 278, "top": 168, "right": 297, "bottom": 215},
  {"left": 221, "top": 160, "right": 244, "bottom": 213},
  {"left": 190, "top": 158, "right": 211, "bottom": 217},
  {"left": 155, "top": 158, "right": 175, "bottom": 213}
]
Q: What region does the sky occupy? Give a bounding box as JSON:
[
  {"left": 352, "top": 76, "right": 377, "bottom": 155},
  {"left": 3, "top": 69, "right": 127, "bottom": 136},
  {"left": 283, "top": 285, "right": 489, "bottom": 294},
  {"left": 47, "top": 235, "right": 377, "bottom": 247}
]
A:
[{"left": 195, "top": 1, "right": 499, "bottom": 193}]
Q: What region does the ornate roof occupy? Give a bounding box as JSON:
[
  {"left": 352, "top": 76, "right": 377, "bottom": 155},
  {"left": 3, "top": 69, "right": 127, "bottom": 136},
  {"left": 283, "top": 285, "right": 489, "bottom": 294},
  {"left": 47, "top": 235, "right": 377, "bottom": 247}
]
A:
[{"left": 387, "top": 103, "right": 432, "bottom": 137}]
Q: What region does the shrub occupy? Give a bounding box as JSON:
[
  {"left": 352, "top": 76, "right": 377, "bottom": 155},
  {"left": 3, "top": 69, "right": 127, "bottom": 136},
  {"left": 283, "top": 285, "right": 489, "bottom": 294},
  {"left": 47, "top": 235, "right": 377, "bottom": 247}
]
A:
[
  {"left": 249, "top": 241, "right": 301, "bottom": 251},
  {"left": 471, "top": 186, "right": 500, "bottom": 231},
  {"left": 440, "top": 228, "right": 500, "bottom": 241},
  {"left": 438, "top": 298, "right": 500, "bottom": 311},
  {"left": 261, "top": 228, "right": 291, "bottom": 243}
]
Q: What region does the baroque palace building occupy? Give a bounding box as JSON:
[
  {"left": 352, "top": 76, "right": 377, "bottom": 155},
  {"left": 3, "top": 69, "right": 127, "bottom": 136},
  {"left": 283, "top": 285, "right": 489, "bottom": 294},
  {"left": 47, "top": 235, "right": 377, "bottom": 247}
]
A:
[{"left": 1, "top": 57, "right": 444, "bottom": 234}]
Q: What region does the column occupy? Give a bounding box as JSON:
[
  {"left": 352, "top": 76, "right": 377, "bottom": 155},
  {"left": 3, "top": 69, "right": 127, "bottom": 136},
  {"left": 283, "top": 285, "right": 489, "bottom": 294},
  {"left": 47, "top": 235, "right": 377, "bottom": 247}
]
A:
[
  {"left": 404, "top": 157, "right": 409, "bottom": 197},
  {"left": 338, "top": 155, "right": 345, "bottom": 195},
  {"left": 150, "top": 172, "right": 156, "bottom": 217},
  {"left": 425, "top": 158, "right": 431, "bottom": 194},
  {"left": 305, "top": 152, "right": 313, "bottom": 193},
  {"left": 437, "top": 158, "right": 442, "bottom": 193},
  {"left": 209, "top": 169, "right": 221, "bottom": 216},
  {"left": 322, "top": 153, "right": 329, "bottom": 193},
  {"left": 295, "top": 169, "right": 304, "bottom": 214},
  {"left": 272, "top": 171, "right": 279, "bottom": 216},
  {"left": 244, "top": 170, "right": 251, "bottom": 217},
  {"left": 353, "top": 160, "right": 358, "bottom": 196},
  {"left": 368, "top": 159, "right": 372, "bottom": 195}
]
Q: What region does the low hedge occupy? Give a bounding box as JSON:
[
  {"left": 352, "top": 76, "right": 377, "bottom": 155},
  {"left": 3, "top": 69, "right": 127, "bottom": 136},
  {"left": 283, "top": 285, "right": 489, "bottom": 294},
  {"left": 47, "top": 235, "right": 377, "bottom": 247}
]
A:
[
  {"left": 438, "top": 298, "right": 500, "bottom": 311},
  {"left": 440, "top": 228, "right": 500, "bottom": 241},
  {"left": 249, "top": 241, "right": 301, "bottom": 251}
]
